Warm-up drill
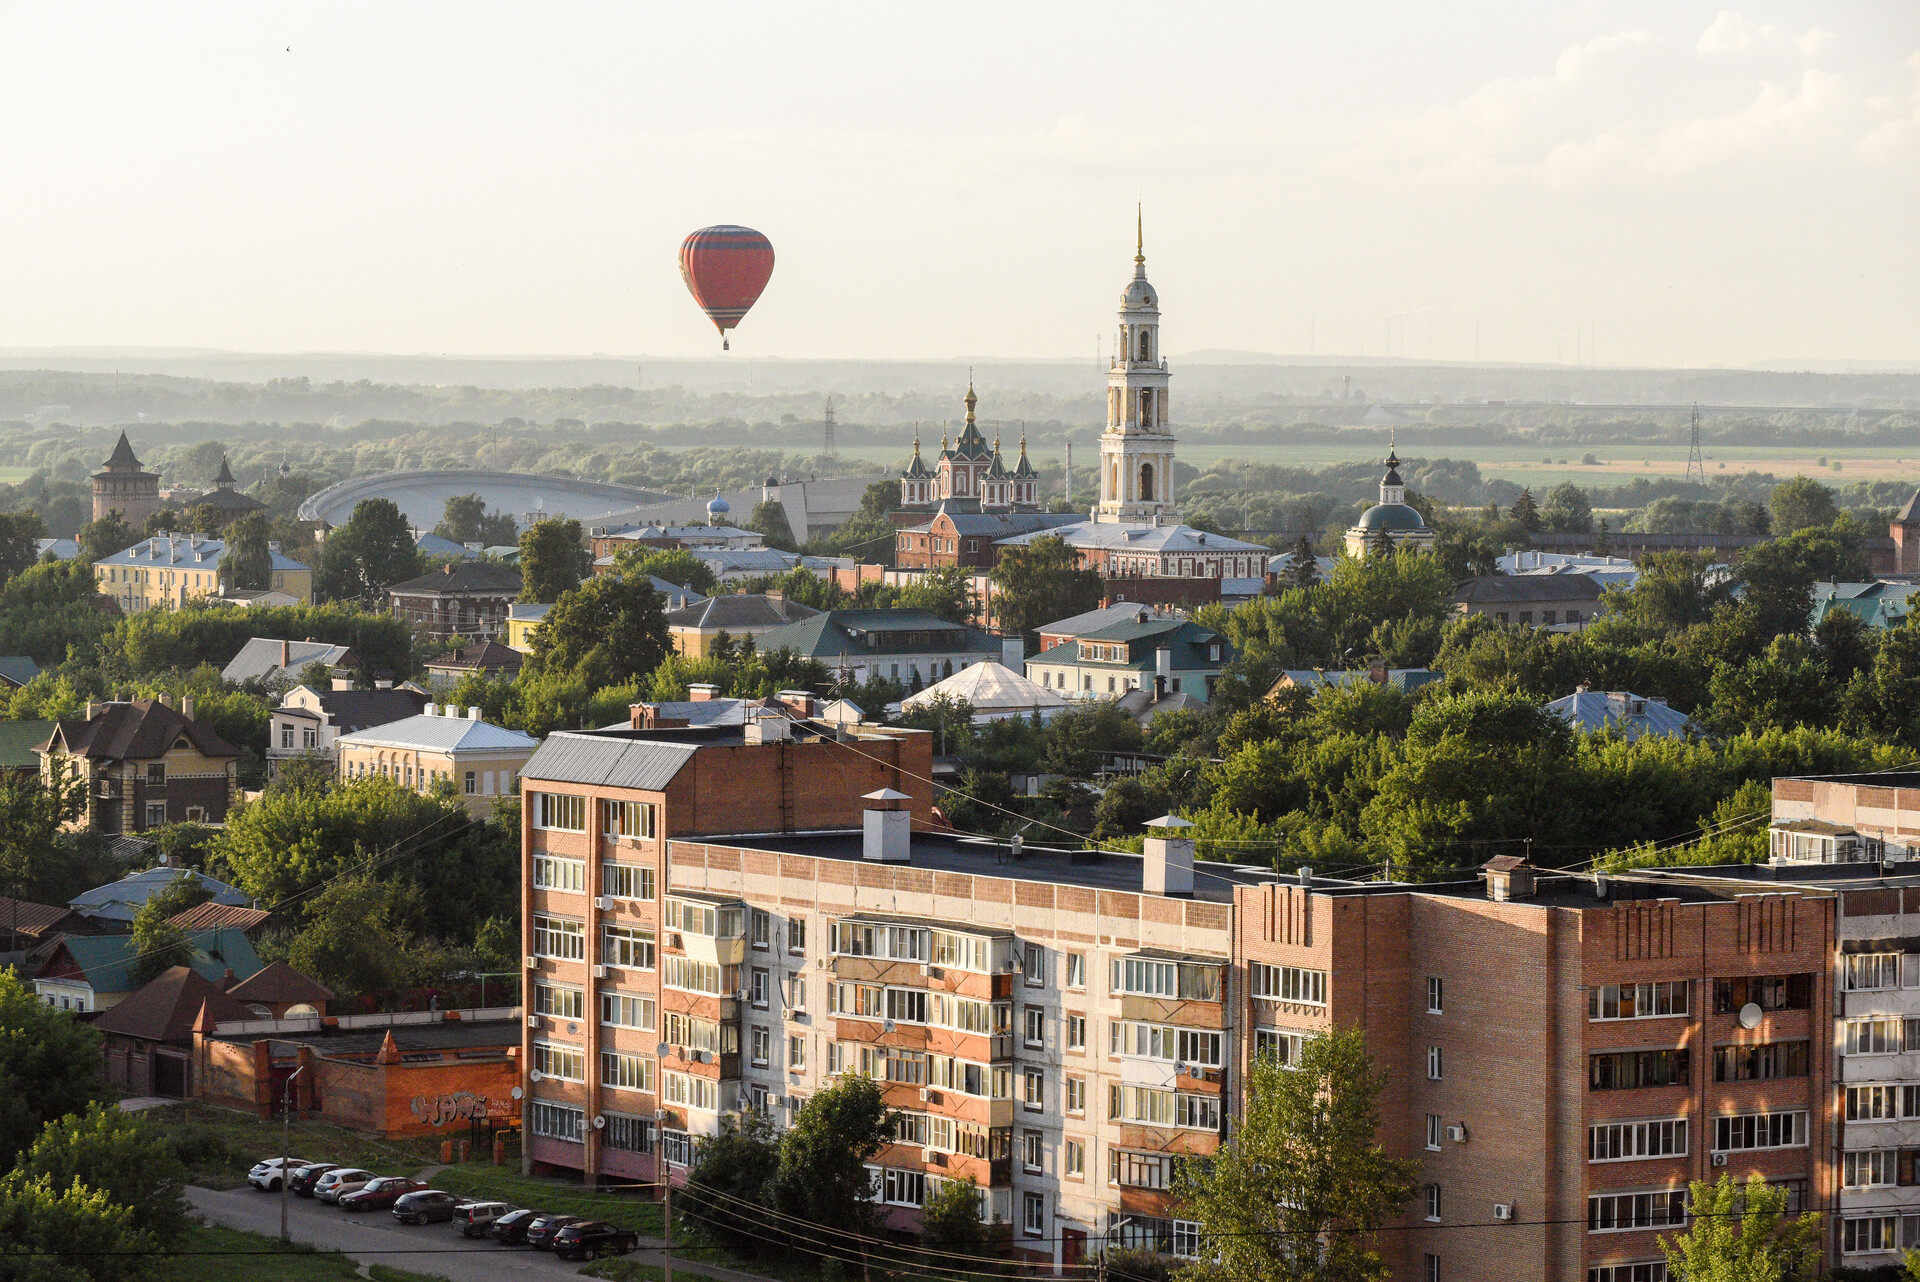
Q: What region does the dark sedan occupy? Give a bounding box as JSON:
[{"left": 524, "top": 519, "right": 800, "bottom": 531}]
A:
[
  {"left": 338, "top": 1177, "right": 429, "bottom": 1211},
  {"left": 486, "top": 1208, "right": 547, "bottom": 1245},
  {"left": 525, "top": 1213, "right": 584, "bottom": 1251},
  {"left": 553, "top": 1221, "right": 641, "bottom": 1262},
  {"left": 288, "top": 1163, "right": 339, "bottom": 1198},
  {"left": 392, "top": 1190, "right": 466, "bottom": 1225}
]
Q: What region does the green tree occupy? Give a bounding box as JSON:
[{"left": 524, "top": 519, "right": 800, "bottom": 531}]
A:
[
  {"left": 1508, "top": 487, "right": 1541, "bottom": 533},
  {"left": 676, "top": 1114, "right": 781, "bottom": 1257},
  {"left": 0, "top": 510, "right": 45, "bottom": 585},
  {"left": 1540, "top": 482, "right": 1593, "bottom": 533},
  {"left": 220, "top": 512, "right": 273, "bottom": 591},
  {"left": 748, "top": 499, "right": 798, "bottom": 551},
  {"left": 771, "top": 1072, "right": 895, "bottom": 1241},
  {"left": 16, "top": 1103, "right": 191, "bottom": 1246},
  {"left": 430, "top": 494, "right": 514, "bottom": 545},
  {"left": 127, "top": 873, "right": 212, "bottom": 987},
  {"left": 1174, "top": 1026, "right": 1417, "bottom": 1282},
  {"left": 0, "top": 761, "right": 92, "bottom": 908},
  {"left": 1603, "top": 550, "right": 1732, "bottom": 635},
  {"left": 316, "top": 498, "right": 420, "bottom": 607},
  {"left": 988, "top": 535, "right": 1103, "bottom": 648},
  {"left": 185, "top": 502, "right": 223, "bottom": 536},
  {"left": 0, "top": 1171, "right": 157, "bottom": 1282},
  {"left": 614, "top": 546, "right": 719, "bottom": 596},
  {"left": 1769, "top": 476, "right": 1839, "bottom": 534},
  {"left": 891, "top": 565, "right": 976, "bottom": 626},
  {"left": 281, "top": 873, "right": 422, "bottom": 998},
  {"left": 918, "top": 1174, "right": 988, "bottom": 1262},
  {"left": 531, "top": 572, "right": 671, "bottom": 687},
  {"left": 0, "top": 969, "right": 102, "bottom": 1168},
  {"left": 142, "top": 508, "right": 182, "bottom": 538},
  {"left": 1658, "top": 1173, "right": 1820, "bottom": 1281},
  {"left": 1288, "top": 534, "right": 1318, "bottom": 589},
  {"left": 517, "top": 518, "right": 586, "bottom": 603},
  {"left": 76, "top": 511, "right": 137, "bottom": 564}
]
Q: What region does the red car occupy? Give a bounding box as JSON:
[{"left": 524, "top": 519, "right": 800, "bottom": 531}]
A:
[{"left": 338, "top": 1177, "right": 429, "bottom": 1211}]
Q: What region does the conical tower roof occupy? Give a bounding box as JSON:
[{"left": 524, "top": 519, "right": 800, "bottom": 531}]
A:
[
  {"left": 986, "top": 439, "right": 1009, "bottom": 479},
  {"left": 214, "top": 456, "right": 236, "bottom": 487},
  {"left": 1012, "top": 432, "right": 1037, "bottom": 479},
  {"left": 903, "top": 435, "right": 930, "bottom": 479},
  {"left": 102, "top": 432, "right": 143, "bottom": 471}
]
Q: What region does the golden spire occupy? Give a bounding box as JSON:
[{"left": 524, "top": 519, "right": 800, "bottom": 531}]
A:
[
  {"left": 1135, "top": 203, "right": 1145, "bottom": 267},
  {"left": 964, "top": 368, "right": 977, "bottom": 426}
]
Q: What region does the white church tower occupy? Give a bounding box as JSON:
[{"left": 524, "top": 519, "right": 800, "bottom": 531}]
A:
[{"left": 1096, "top": 209, "right": 1178, "bottom": 525}]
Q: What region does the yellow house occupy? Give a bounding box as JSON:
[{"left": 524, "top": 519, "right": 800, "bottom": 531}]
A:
[
  {"left": 504, "top": 603, "right": 550, "bottom": 654},
  {"left": 93, "top": 535, "right": 312, "bottom": 614},
  {"left": 335, "top": 705, "right": 538, "bottom": 820}
]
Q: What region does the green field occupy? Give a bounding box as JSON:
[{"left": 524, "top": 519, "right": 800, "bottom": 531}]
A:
[{"left": 0, "top": 466, "right": 32, "bottom": 484}]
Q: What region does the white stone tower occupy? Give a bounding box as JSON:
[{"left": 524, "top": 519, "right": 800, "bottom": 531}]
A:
[{"left": 1096, "top": 208, "right": 1177, "bottom": 525}]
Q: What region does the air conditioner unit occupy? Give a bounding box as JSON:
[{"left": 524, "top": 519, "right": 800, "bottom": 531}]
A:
[
  {"left": 595, "top": 896, "right": 614, "bottom": 911},
  {"left": 918, "top": 1088, "right": 930, "bottom": 1102},
  {"left": 1447, "top": 1125, "right": 1468, "bottom": 1144},
  {"left": 769, "top": 1095, "right": 784, "bottom": 1108},
  {"left": 1712, "top": 1152, "right": 1728, "bottom": 1167},
  {"left": 1491, "top": 1203, "right": 1514, "bottom": 1222},
  {"left": 918, "top": 964, "right": 930, "bottom": 976},
  {"left": 524, "top": 955, "right": 539, "bottom": 970},
  {"left": 526, "top": 1015, "right": 541, "bottom": 1028},
  {"left": 592, "top": 965, "right": 608, "bottom": 980},
  {"left": 816, "top": 957, "right": 830, "bottom": 970}
]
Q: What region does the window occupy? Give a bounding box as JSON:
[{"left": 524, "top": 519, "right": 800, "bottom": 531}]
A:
[
  {"left": 145, "top": 803, "right": 166, "bottom": 826},
  {"left": 663, "top": 1072, "right": 720, "bottom": 1112},
  {"left": 1848, "top": 1018, "right": 1906, "bottom": 1054},
  {"left": 600, "top": 991, "right": 655, "bottom": 1030},
  {"left": 1847, "top": 1084, "right": 1919, "bottom": 1121},
  {"left": 1588, "top": 1190, "right": 1687, "bottom": 1232},
  {"left": 661, "top": 1011, "right": 730, "bottom": 1055},
  {"left": 532, "top": 915, "right": 584, "bottom": 960},
  {"left": 1066, "top": 1076, "right": 1085, "bottom": 1115},
  {"left": 1249, "top": 962, "right": 1327, "bottom": 1005},
  {"left": 535, "top": 792, "right": 586, "bottom": 831},
  {"left": 751, "top": 967, "right": 770, "bottom": 1008},
  {"left": 534, "top": 982, "right": 583, "bottom": 1020},
  {"left": 1589, "top": 1119, "right": 1688, "bottom": 1162},
  {"left": 1712, "top": 974, "right": 1812, "bottom": 1013},
  {"left": 881, "top": 1169, "right": 927, "bottom": 1207},
  {"left": 602, "top": 924, "right": 655, "bottom": 971},
  {"left": 1589, "top": 1049, "right": 1689, "bottom": 1090},
  {"left": 1588, "top": 1266, "right": 1668, "bottom": 1282},
  {"left": 528, "top": 1102, "right": 584, "bottom": 1143},
  {"left": 750, "top": 1027, "right": 770, "bottom": 1068},
  {"left": 663, "top": 956, "right": 726, "bottom": 994},
  {"left": 601, "top": 863, "right": 655, "bottom": 900},
  {"left": 1255, "top": 1028, "right": 1310, "bottom": 1067},
  {"left": 1425, "top": 1183, "right": 1442, "bottom": 1222},
  {"left": 1022, "top": 1193, "right": 1045, "bottom": 1238},
  {"left": 1425, "top": 1114, "right": 1442, "bottom": 1151},
  {"left": 1589, "top": 981, "right": 1689, "bottom": 1020},
  {"left": 604, "top": 1113, "right": 654, "bottom": 1154},
  {"left": 1427, "top": 976, "right": 1443, "bottom": 1013},
  {"left": 1111, "top": 1151, "right": 1174, "bottom": 1189},
  {"left": 751, "top": 910, "right": 770, "bottom": 950},
  {"left": 147, "top": 763, "right": 164, "bottom": 785},
  {"left": 788, "top": 1034, "right": 806, "bottom": 1070},
  {"left": 1844, "top": 1216, "right": 1899, "bottom": 1254},
  {"left": 1065, "top": 1139, "right": 1084, "bottom": 1178},
  {"left": 464, "top": 771, "right": 476, "bottom": 794},
  {"left": 1066, "top": 953, "right": 1085, "bottom": 988},
  {"left": 531, "top": 1042, "right": 584, "bottom": 1082},
  {"left": 784, "top": 971, "right": 807, "bottom": 1012},
  {"left": 661, "top": 1130, "right": 694, "bottom": 1167},
  {"left": 532, "top": 856, "right": 585, "bottom": 892},
  {"left": 929, "top": 930, "right": 988, "bottom": 971},
  {"left": 1024, "top": 1007, "right": 1045, "bottom": 1049},
  {"left": 1022, "top": 1130, "right": 1044, "bottom": 1172},
  {"left": 788, "top": 917, "right": 806, "bottom": 955},
  {"left": 1023, "top": 1068, "right": 1044, "bottom": 1111},
  {"left": 1425, "top": 1256, "right": 1442, "bottom": 1282},
  {"left": 1712, "top": 1041, "right": 1807, "bottom": 1082},
  {"left": 1427, "top": 1046, "right": 1443, "bottom": 1080},
  {"left": 600, "top": 1051, "right": 655, "bottom": 1092},
  {"left": 1023, "top": 943, "right": 1044, "bottom": 987},
  {"left": 602, "top": 799, "right": 656, "bottom": 839},
  {"left": 280, "top": 726, "right": 294, "bottom": 750},
  {"left": 1066, "top": 1013, "right": 1085, "bottom": 1051},
  {"left": 1845, "top": 1150, "right": 1898, "bottom": 1188}
]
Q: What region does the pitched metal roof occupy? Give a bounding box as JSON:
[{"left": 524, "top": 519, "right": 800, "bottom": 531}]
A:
[
  {"left": 336, "top": 712, "right": 538, "bottom": 753},
  {"left": 93, "top": 537, "right": 306, "bottom": 572},
  {"left": 68, "top": 868, "right": 251, "bottom": 921},
  {"left": 424, "top": 641, "right": 525, "bottom": 674},
  {"left": 46, "top": 928, "right": 262, "bottom": 995},
  {"left": 1451, "top": 573, "right": 1602, "bottom": 604},
  {"left": 521, "top": 732, "right": 701, "bottom": 792},
  {"left": 1037, "top": 603, "right": 1187, "bottom": 638},
  {"left": 389, "top": 562, "right": 523, "bottom": 595},
  {"left": 751, "top": 609, "right": 998, "bottom": 660},
  {"left": 1542, "top": 689, "right": 1703, "bottom": 741},
  {"left": 665, "top": 594, "right": 821, "bottom": 630},
  {"left": 0, "top": 656, "right": 41, "bottom": 686},
  {"left": 221, "top": 638, "right": 356, "bottom": 685},
  {"left": 993, "top": 521, "right": 1267, "bottom": 555},
  {"left": 168, "top": 901, "right": 274, "bottom": 933},
  {"left": 303, "top": 688, "right": 431, "bottom": 734},
  {"left": 0, "top": 895, "right": 79, "bottom": 937},
  {"left": 0, "top": 719, "right": 54, "bottom": 770}
]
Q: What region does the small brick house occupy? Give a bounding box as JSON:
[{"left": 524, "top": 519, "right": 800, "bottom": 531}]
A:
[{"left": 37, "top": 699, "right": 241, "bottom": 832}]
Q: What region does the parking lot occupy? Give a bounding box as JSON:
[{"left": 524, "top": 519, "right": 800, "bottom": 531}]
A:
[{"left": 187, "top": 1183, "right": 681, "bottom": 1282}]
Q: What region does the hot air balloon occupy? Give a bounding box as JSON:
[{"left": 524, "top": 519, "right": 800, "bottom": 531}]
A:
[{"left": 679, "top": 226, "right": 775, "bottom": 350}]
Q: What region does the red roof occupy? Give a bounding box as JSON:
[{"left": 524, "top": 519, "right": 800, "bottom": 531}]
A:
[
  {"left": 167, "top": 902, "right": 272, "bottom": 933},
  {"left": 224, "top": 961, "right": 334, "bottom": 1007},
  {"left": 91, "top": 966, "right": 251, "bottom": 1044}
]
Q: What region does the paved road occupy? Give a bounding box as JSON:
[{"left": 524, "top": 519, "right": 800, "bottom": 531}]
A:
[{"left": 187, "top": 1184, "right": 762, "bottom": 1282}]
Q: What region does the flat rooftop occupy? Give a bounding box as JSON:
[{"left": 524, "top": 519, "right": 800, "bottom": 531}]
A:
[
  {"left": 212, "top": 1018, "right": 519, "bottom": 1059},
  {"left": 1785, "top": 772, "right": 1920, "bottom": 789}
]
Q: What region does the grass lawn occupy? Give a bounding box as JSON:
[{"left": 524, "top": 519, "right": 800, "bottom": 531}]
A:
[
  {"left": 154, "top": 1224, "right": 442, "bottom": 1282},
  {"left": 157, "top": 1102, "right": 450, "bottom": 1189},
  {"left": 431, "top": 1165, "right": 664, "bottom": 1236}
]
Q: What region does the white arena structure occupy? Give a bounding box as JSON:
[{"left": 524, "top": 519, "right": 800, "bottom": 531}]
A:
[{"left": 298, "top": 470, "right": 681, "bottom": 529}]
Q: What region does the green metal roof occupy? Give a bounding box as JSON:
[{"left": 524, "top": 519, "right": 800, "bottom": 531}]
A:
[
  {"left": 0, "top": 719, "right": 53, "bottom": 770},
  {"left": 52, "top": 927, "right": 263, "bottom": 997}
]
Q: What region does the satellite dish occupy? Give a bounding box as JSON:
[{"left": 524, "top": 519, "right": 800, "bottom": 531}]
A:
[
  {"left": 592, "top": 1115, "right": 607, "bottom": 1130},
  {"left": 510, "top": 1086, "right": 525, "bottom": 1100},
  {"left": 529, "top": 1069, "right": 545, "bottom": 1083},
  {"left": 1738, "top": 1002, "right": 1763, "bottom": 1029}
]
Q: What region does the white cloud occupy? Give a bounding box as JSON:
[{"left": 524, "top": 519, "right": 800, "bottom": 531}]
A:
[
  {"left": 1698, "top": 11, "right": 1774, "bottom": 53},
  {"left": 1860, "top": 50, "right": 1920, "bottom": 164}
]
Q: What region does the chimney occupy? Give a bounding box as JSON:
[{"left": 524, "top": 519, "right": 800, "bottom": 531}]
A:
[
  {"left": 467, "top": 706, "right": 482, "bottom": 721},
  {"left": 687, "top": 683, "right": 720, "bottom": 702},
  {"left": 423, "top": 704, "right": 438, "bottom": 717},
  {"left": 1299, "top": 866, "right": 1314, "bottom": 887},
  {"left": 1155, "top": 644, "right": 1172, "bottom": 685},
  {"left": 1142, "top": 815, "right": 1195, "bottom": 897},
  {"left": 743, "top": 713, "right": 791, "bottom": 745},
  {"left": 332, "top": 674, "right": 353, "bottom": 691},
  {"left": 861, "top": 788, "right": 912, "bottom": 863},
  {"left": 1483, "top": 856, "right": 1535, "bottom": 902},
  {"left": 85, "top": 700, "right": 99, "bottom": 720},
  {"left": 180, "top": 696, "right": 194, "bottom": 721},
  {"left": 629, "top": 703, "right": 690, "bottom": 731},
  {"left": 1001, "top": 635, "right": 1024, "bottom": 670},
  {"left": 766, "top": 588, "right": 786, "bottom": 618},
  {"left": 1368, "top": 658, "right": 1388, "bottom": 685},
  {"left": 280, "top": 639, "right": 291, "bottom": 669}
]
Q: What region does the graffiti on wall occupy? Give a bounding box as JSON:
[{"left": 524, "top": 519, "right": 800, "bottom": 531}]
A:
[{"left": 410, "top": 1091, "right": 508, "bottom": 1127}]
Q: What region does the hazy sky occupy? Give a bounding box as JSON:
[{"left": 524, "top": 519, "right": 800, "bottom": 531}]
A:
[{"left": 0, "top": 2, "right": 1914, "bottom": 366}]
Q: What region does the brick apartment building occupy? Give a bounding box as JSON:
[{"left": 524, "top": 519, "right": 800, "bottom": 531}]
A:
[{"left": 518, "top": 718, "right": 1845, "bottom": 1277}]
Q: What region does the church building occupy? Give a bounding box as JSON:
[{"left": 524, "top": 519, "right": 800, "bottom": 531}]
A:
[
  {"left": 896, "top": 381, "right": 1041, "bottom": 515},
  {"left": 1343, "top": 443, "right": 1436, "bottom": 557}
]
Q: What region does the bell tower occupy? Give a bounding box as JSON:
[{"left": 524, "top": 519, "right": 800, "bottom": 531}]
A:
[{"left": 1096, "top": 208, "right": 1177, "bottom": 524}]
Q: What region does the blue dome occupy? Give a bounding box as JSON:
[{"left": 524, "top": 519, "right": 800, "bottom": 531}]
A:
[
  {"left": 1355, "top": 503, "right": 1426, "bottom": 531},
  {"left": 706, "top": 495, "right": 731, "bottom": 515}
]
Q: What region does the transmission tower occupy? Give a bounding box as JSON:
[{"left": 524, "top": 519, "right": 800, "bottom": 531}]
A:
[
  {"left": 822, "top": 396, "right": 837, "bottom": 459},
  {"left": 1684, "top": 403, "right": 1705, "bottom": 487}
]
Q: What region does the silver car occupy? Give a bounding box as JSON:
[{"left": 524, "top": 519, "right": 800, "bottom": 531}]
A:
[
  {"left": 313, "top": 1168, "right": 375, "bottom": 1204},
  {"left": 452, "top": 1201, "right": 515, "bottom": 1237}
]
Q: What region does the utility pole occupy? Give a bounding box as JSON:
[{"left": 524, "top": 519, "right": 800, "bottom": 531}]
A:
[
  {"left": 1064, "top": 441, "right": 1072, "bottom": 507},
  {"left": 822, "top": 396, "right": 837, "bottom": 459},
  {"left": 281, "top": 1064, "right": 305, "bottom": 1241},
  {"left": 1685, "top": 404, "right": 1706, "bottom": 487}
]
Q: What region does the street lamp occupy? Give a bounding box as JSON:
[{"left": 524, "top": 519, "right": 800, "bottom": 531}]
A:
[{"left": 280, "top": 1065, "right": 305, "bottom": 1242}]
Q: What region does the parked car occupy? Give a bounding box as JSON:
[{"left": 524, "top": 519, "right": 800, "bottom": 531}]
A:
[
  {"left": 339, "top": 1177, "right": 429, "bottom": 1212},
  {"left": 553, "top": 1221, "right": 641, "bottom": 1261},
  {"left": 246, "top": 1157, "right": 312, "bottom": 1192},
  {"left": 392, "top": 1190, "right": 466, "bottom": 1225},
  {"left": 314, "top": 1169, "right": 375, "bottom": 1205},
  {"left": 524, "top": 1213, "right": 584, "bottom": 1250},
  {"left": 288, "top": 1163, "right": 340, "bottom": 1198},
  {"left": 487, "top": 1208, "right": 546, "bottom": 1245},
  {"left": 453, "top": 1201, "right": 515, "bottom": 1237}
]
